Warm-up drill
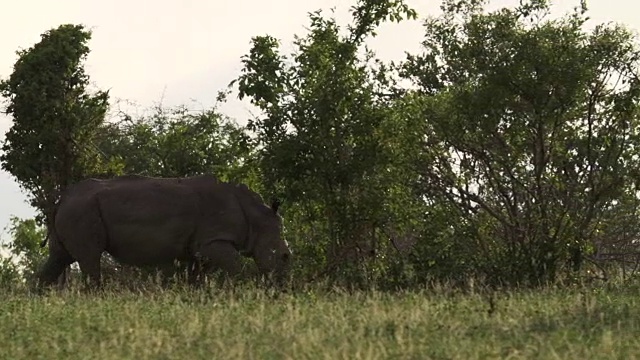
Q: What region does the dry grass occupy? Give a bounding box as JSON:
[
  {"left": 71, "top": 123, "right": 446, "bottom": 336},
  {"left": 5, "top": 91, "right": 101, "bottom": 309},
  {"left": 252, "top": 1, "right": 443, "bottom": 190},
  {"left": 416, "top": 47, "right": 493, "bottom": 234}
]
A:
[{"left": 0, "top": 280, "right": 639, "bottom": 359}]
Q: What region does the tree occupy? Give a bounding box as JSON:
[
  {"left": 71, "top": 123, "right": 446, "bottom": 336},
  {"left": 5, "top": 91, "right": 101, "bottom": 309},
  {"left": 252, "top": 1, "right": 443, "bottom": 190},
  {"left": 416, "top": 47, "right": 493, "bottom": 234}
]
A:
[
  {"left": 401, "top": 0, "right": 640, "bottom": 285},
  {"left": 233, "top": 0, "right": 424, "bottom": 285},
  {"left": 97, "top": 97, "right": 254, "bottom": 184},
  {"left": 0, "top": 24, "right": 111, "bottom": 231}
]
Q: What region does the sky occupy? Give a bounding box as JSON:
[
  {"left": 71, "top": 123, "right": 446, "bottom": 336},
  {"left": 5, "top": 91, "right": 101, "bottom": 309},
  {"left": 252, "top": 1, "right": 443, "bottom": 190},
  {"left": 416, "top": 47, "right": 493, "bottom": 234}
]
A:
[{"left": 0, "top": 0, "right": 638, "bottom": 244}]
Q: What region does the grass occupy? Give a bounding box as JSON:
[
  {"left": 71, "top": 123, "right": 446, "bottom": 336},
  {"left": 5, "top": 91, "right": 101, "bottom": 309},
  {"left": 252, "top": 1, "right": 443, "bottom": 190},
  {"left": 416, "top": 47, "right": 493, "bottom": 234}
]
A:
[{"left": 0, "top": 279, "right": 639, "bottom": 359}]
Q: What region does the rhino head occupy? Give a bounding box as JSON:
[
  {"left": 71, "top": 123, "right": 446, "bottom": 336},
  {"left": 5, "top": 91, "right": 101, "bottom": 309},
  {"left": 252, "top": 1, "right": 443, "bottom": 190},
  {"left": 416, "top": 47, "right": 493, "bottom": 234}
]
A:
[{"left": 246, "top": 199, "right": 292, "bottom": 286}]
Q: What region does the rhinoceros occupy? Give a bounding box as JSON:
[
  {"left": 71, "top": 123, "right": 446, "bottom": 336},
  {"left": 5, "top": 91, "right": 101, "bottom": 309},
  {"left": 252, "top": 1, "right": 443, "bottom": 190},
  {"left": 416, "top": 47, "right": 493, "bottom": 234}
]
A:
[{"left": 36, "top": 174, "right": 291, "bottom": 289}]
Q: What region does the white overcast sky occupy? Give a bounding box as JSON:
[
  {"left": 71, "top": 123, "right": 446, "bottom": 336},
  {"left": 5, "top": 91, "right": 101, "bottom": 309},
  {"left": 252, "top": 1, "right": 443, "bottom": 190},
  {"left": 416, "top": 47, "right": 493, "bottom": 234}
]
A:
[{"left": 0, "top": 0, "right": 637, "bottom": 242}]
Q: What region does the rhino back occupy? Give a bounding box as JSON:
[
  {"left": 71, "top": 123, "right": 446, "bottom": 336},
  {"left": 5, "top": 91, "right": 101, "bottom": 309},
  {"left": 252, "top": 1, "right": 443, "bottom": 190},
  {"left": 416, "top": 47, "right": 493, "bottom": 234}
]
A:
[
  {"left": 58, "top": 177, "right": 201, "bottom": 266},
  {"left": 108, "top": 179, "right": 200, "bottom": 263}
]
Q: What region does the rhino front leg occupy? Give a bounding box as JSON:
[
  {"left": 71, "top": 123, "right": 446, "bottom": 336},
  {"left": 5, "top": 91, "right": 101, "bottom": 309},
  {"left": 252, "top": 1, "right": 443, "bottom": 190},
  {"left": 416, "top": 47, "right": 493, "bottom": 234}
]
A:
[
  {"left": 195, "top": 240, "right": 242, "bottom": 287},
  {"left": 57, "top": 208, "right": 108, "bottom": 291},
  {"left": 77, "top": 254, "right": 102, "bottom": 290}
]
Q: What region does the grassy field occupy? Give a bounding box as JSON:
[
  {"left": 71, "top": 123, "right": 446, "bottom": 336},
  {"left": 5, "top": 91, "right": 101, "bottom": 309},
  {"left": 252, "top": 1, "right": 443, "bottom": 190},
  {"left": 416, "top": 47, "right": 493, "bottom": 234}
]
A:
[{"left": 0, "top": 280, "right": 639, "bottom": 360}]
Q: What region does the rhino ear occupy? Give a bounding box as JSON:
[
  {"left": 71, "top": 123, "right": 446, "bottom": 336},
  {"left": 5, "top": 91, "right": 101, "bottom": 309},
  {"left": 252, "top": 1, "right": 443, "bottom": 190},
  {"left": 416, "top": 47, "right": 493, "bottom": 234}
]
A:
[{"left": 271, "top": 198, "right": 281, "bottom": 214}]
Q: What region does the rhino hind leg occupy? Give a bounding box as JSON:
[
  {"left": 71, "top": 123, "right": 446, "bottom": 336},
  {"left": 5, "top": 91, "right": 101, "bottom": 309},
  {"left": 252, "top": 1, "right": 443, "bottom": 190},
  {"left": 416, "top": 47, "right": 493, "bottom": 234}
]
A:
[
  {"left": 58, "top": 211, "right": 108, "bottom": 290},
  {"left": 60, "top": 238, "right": 102, "bottom": 290},
  {"left": 36, "top": 246, "right": 74, "bottom": 290}
]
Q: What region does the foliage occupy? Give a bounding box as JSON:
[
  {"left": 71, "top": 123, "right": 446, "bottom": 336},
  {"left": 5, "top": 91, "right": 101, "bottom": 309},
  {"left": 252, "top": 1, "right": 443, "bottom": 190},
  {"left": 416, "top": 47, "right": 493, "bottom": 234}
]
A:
[
  {"left": 234, "top": 0, "right": 424, "bottom": 285},
  {"left": 0, "top": 256, "right": 19, "bottom": 288},
  {"left": 98, "top": 96, "right": 255, "bottom": 184},
  {"left": 0, "top": 217, "right": 47, "bottom": 284},
  {"left": 400, "top": 1, "right": 640, "bottom": 286},
  {"left": 0, "top": 24, "right": 112, "bottom": 228}
]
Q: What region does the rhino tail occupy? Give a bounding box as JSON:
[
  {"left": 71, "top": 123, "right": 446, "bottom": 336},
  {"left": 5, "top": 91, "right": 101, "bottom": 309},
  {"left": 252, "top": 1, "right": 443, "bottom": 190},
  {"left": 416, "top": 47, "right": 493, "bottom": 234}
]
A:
[
  {"left": 41, "top": 199, "right": 62, "bottom": 248},
  {"left": 40, "top": 232, "right": 49, "bottom": 248}
]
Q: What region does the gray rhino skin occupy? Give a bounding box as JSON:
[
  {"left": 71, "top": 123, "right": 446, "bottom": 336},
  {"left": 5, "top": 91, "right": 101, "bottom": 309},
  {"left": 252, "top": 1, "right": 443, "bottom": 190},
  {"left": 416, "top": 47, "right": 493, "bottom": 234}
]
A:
[{"left": 36, "top": 174, "right": 291, "bottom": 289}]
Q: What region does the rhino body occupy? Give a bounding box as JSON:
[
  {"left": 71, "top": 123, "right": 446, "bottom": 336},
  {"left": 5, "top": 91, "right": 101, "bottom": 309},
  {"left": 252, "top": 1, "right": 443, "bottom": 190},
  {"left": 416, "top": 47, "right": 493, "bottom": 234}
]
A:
[{"left": 36, "top": 174, "right": 290, "bottom": 288}]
